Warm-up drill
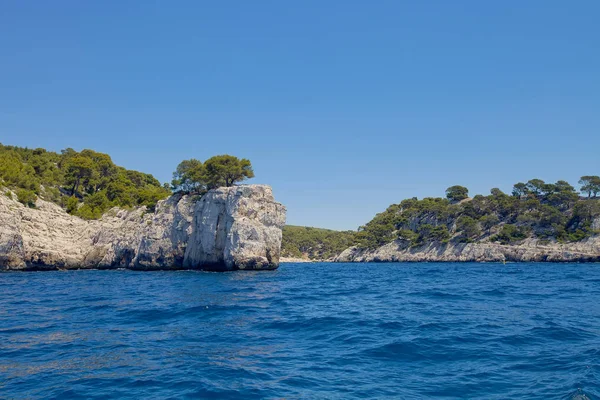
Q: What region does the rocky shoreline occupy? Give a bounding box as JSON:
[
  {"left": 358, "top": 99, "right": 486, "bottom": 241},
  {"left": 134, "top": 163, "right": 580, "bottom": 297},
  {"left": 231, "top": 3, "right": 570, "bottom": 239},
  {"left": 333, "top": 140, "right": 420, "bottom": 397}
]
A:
[
  {"left": 3, "top": 183, "right": 599, "bottom": 269},
  {"left": 334, "top": 237, "right": 600, "bottom": 263},
  {"left": 0, "top": 185, "right": 286, "bottom": 271},
  {"left": 279, "top": 257, "right": 316, "bottom": 263}
]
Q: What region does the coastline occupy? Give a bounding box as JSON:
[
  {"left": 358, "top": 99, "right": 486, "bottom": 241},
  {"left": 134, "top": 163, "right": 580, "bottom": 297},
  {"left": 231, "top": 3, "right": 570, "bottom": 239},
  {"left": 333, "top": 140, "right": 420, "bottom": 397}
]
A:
[
  {"left": 334, "top": 237, "right": 600, "bottom": 263},
  {"left": 280, "top": 257, "right": 320, "bottom": 263}
]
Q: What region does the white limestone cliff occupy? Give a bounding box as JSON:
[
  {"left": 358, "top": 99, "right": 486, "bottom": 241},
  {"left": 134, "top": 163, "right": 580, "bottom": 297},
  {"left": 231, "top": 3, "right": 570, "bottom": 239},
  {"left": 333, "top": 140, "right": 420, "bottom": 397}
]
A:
[
  {"left": 334, "top": 236, "right": 600, "bottom": 263},
  {"left": 0, "top": 185, "right": 286, "bottom": 271}
]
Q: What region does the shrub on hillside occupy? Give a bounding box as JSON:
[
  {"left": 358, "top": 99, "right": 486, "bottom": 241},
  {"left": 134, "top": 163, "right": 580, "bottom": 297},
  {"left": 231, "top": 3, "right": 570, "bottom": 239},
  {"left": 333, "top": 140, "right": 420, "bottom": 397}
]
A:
[
  {"left": 490, "top": 224, "right": 528, "bottom": 245},
  {"left": 16, "top": 189, "right": 37, "bottom": 208}
]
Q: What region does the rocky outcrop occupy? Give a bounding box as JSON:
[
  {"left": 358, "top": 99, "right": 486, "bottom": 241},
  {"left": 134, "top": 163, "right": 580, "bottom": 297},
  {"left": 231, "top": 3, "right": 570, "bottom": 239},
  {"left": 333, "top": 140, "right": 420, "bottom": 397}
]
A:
[
  {"left": 335, "top": 236, "right": 600, "bottom": 263},
  {"left": 280, "top": 256, "right": 318, "bottom": 263},
  {"left": 0, "top": 185, "right": 286, "bottom": 271}
]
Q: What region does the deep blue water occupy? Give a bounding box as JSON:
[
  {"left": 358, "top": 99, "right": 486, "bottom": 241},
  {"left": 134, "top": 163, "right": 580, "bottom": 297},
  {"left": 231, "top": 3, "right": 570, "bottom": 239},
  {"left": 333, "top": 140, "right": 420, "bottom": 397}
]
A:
[{"left": 1, "top": 263, "right": 599, "bottom": 399}]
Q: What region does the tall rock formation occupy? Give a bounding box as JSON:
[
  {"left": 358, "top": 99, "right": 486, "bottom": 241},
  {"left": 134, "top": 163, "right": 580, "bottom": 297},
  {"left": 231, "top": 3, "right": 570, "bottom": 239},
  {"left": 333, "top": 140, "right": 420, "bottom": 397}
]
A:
[{"left": 0, "top": 185, "right": 286, "bottom": 271}]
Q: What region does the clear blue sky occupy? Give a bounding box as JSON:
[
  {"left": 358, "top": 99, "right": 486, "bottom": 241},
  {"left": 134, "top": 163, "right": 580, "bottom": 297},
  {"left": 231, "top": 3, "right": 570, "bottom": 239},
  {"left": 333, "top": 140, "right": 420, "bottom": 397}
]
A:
[{"left": 1, "top": 1, "right": 599, "bottom": 230}]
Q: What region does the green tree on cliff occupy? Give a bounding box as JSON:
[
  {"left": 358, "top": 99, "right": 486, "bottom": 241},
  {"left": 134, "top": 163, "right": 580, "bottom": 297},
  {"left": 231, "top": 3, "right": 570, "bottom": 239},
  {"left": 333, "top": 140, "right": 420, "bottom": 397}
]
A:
[
  {"left": 579, "top": 176, "right": 600, "bottom": 198},
  {"left": 171, "top": 155, "right": 254, "bottom": 193},
  {"left": 204, "top": 155, "right": 254, "bottom": 188},
  {"left": 512, "top": 182, "right": 528, "bottom": 198},
  {"left": 172, "top": 159, "right": 206, "bottom": 194},
  {"left": 64, "top": 155, "right": 94, "bottom": 195},
  {"left": 526, "top": 179, "right": 546, "bottom": 196},
  {"left": 445, "top": 185, "right": 469, "bottom": 203},
  {"left": 79, "top": 149, "right": 118, "bottom": 193}
]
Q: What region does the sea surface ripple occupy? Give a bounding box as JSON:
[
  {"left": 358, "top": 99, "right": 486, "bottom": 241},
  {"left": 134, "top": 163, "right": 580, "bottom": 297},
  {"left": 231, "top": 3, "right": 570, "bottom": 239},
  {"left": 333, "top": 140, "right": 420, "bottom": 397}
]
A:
[{"left": 1, "top": 263, "right": 599, "bottom": 399}]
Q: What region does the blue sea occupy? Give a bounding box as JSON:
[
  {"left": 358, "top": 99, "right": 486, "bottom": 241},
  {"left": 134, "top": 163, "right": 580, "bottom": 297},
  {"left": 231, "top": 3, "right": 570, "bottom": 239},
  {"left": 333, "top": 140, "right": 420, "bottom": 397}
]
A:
[{"left": 1, "top": 263, "right": 599, "bottom": 399}]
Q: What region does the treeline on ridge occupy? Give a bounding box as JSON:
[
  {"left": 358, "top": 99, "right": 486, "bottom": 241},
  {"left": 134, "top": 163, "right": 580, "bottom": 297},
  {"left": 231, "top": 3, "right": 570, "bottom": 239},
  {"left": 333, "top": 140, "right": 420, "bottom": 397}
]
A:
[
  {"left": 0, "top": 143, "right": 255, "bottom": 220},
  {"left": 355, "top": 178, "right": 600, "bottom": 250},
  {"left": 0, "top": 144, "right": 171, "bottom": 219},
  {"left": 283, "top": 177, "right": 600, "bottom": 260}
]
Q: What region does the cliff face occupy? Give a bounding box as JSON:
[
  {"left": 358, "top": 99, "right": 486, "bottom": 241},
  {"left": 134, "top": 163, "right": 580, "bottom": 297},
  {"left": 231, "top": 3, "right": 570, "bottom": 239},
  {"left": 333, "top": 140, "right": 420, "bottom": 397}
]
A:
[
  {"left": 335, "top": 235, "right": 600, "bottom": 263},
  {"left": 0, "top": 185, "right": 286, "bottom": 271}
]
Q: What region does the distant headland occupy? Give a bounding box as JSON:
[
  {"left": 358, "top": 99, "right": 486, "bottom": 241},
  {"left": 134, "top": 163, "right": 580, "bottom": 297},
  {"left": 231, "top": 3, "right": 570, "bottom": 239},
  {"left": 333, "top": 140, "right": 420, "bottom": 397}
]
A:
[{"left": 282, "top": 179, "right": 600, "bottom": 263}]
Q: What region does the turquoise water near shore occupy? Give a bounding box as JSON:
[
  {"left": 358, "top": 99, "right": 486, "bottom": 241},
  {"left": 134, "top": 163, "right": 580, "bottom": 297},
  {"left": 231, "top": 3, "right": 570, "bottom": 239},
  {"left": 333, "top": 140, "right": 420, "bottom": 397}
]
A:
[{"left": 1, "top": 263, "right": 599, "bottom": 399}]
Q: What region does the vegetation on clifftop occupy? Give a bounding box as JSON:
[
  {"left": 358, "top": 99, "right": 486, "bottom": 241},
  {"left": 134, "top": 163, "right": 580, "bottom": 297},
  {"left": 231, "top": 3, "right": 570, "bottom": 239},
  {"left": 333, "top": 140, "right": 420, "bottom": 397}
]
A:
[
  {"left": 0, "top": 143, "right": 256, "bottom": 220},
  {"left": 355, "top": 178, "right": 600, "bottom": 250},
  {"left": 171, "top": 155, "right": 254, "bottom": 194},
  {"left": 0, "top": 143, "right": 170, "bottom": 218},
  {"left": 284, "top": 177, "right": 600, "bottom": 259}
]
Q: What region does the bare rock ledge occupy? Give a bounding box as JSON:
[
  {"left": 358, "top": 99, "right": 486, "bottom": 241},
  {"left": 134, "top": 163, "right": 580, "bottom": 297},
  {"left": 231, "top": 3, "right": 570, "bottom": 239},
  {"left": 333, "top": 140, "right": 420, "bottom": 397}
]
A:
[
  {"left": 334, "top": 236, "right": 600, "bottom": 263},
  {"left": 0, "top": 185, "right": 286, "bottom": 271}
]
